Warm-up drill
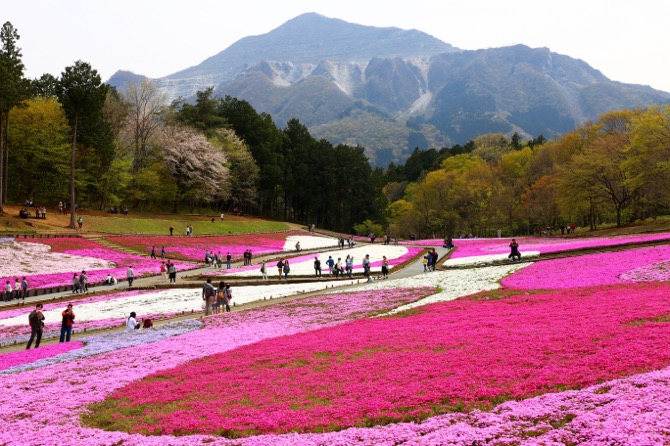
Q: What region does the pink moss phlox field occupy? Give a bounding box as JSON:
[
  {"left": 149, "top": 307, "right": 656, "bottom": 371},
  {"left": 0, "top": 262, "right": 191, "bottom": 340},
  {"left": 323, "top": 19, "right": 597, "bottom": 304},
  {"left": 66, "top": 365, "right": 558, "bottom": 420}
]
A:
[
  {"left": 0, "top": 288, "right": 434, "bottom": 445},
  {"left": 502, "top": 244, "right": 670, "bottom": 289},
  {"left": 97, "top": 282, "right": 670, "bottom": 437},
  {"left": 0, "top": 342, "right": 83, "bottom": 371},
  {"left": 446, "top": 232, "right": 670, "bottom": 259},
  {"left": 2, "top": 238, "right": 195, "bottom": 290},
  {"left": 106, "top": 231, "right": 319, "bottom": 261}
]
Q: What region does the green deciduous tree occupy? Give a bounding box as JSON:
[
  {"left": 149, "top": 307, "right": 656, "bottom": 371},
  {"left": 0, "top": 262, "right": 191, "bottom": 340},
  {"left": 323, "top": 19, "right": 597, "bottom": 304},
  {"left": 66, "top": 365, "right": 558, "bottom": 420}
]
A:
[
  {"left": 0, "top": 21, "right": 30, "bottom": 210},
  {"left": 7, "top": 98, "right": 70, "bottom": 202}
]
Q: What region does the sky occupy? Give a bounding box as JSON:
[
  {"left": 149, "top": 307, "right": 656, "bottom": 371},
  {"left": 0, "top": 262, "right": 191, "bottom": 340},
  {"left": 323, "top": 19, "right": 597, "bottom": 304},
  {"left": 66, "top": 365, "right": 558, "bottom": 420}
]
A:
[{"left": 4, "top": 0, "right": 670, "bottom": 93}]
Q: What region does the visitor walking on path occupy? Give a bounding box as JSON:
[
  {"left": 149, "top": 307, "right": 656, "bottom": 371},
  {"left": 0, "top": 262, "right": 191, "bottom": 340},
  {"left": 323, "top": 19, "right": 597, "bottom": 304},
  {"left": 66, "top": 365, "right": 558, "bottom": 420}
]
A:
[
  {"left": 79, "top": 270, "right": 88, "bottom": 293},
  {"left": 150, "top": 246, "right": 156, "bottom": 259},
  {"left": 13, "top": 278, "right": 21, "bottom": 300},
  {"left": 60, "top": 303, "right": 75, "bottom": 342},
  {"left": 26, "top": 303, "right": 45, "bottom": 349},
  {"left": 4, "top": 281, "right": 11, "bottom": 302},
  {"left": 226, "top": 252, "right": 232, "bottom": 269},
  {"left": 202, "top": 279, "right": 215, "bottom": 316},
  {"left": 160, "top": 262, "right": 167, "bottom": 282},
  {"left": 21, "top": 277, "right": 28, "bottom": 300},
  {"left": 362, "top": 254, "right": 371, "bottom": 277},
  {"left": 168, "top": 262, "right": 177, "bottom": 284},
  {"left": 224, "top": 283, "right": 232, "bottom": 313},
  {"left": 381, "top": 256, "right": 389, "bottom": 279},
  {"left": 127, "top": 266, "right": 135, "bottom": 287},
  {"left": 215, "top": 282, "right": 225, "bottom": 314},
  {"left": 283, "top": 260, "right": 291, "bottom": 280},
  {"left": 314, "top": 257, "right": 322, "bottom": 278},
  {"left": 77, "top": 216, "right": 83, "bottom": 230},
  {"left": 509, "top": 239, "right": 521, "bottom": 261},
  {"left": 260, "top": 261, "right": 268, "bottom": 280},
  {"left": 72, "top": 273, "right": 80, "bottom": 294},
  {"left": 276, "top": 259, "right": 285, "bottom": 280},
  {"left": 345, "top": 255, "right": 353, "bottom": 277}
]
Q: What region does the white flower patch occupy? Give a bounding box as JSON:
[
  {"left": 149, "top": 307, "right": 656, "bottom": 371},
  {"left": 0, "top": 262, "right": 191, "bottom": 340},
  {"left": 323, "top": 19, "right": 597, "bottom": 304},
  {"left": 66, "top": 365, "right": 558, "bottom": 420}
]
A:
[
  {"left": 444, "top": 251, "right": 540, "bottom": 267},
  {"left": 0, "top": 282, "right": 357, "bottom": 327},
  {"left": 0, "top": 240, "right": 115, "bottom": 278},
  {"left": 226, "top": 245, "right": 410, "bottom": 277},
  {"left": 283, "top": 235, "right": 338, "bottom": 251},
  {"left": 330, "top": 263, "right": 531, "bottom": 314}
]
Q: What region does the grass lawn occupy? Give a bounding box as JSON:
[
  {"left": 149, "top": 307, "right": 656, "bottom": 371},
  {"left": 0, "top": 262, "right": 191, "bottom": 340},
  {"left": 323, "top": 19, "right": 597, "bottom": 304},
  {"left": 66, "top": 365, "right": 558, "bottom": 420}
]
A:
[{"left": 83, "top": 215, "right": 288, "bottom": 235}]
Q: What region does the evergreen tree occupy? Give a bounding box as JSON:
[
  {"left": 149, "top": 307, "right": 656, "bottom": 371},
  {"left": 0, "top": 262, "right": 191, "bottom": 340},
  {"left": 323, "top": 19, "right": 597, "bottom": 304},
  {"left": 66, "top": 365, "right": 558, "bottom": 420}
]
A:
[{"left": 56, "top": 60, "right": 108, "bottom": 227}]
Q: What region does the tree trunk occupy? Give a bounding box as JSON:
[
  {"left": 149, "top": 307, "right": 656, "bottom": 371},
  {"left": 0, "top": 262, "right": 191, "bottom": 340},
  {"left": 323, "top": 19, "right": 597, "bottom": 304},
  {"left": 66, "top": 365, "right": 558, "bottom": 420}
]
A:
[
  {"left": 2, "top": 113, "right": 8, "bottom": 204},
  {"left": 69, "top": 113, "right": 78, "bottom": 229},
  {"left": 0, "top": 109, "right": 4, "bottom": 214}
]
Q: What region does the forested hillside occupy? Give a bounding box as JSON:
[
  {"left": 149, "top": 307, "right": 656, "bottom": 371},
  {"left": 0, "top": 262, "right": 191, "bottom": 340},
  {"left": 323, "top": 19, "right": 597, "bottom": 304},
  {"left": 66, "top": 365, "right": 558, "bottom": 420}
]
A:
[{"left": 383, "top": 107, "right": 670, "bottom": 238}]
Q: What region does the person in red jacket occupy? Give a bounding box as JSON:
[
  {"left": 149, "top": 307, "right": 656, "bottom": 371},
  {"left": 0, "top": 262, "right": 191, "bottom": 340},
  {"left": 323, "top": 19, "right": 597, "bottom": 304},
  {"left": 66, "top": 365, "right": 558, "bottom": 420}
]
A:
[{"left": 60, "top": 303, "right": 75, "bottom": 342}]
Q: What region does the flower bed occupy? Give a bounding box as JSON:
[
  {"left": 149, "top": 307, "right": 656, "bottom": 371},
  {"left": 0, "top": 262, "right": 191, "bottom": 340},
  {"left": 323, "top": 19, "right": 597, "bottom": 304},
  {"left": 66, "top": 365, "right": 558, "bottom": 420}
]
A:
[
  {"left": 1, "top": 320, "right": 203, "bottom": 375},
  {"left": 447, "top": 232, "right": 670, "bottom": 259},
  {"left": 502, "top": 244, "right": 670, "bottom": 289},
  {"left": 0, "top": 342, "right": 83, "bottom": 371},
  {"left": 0, "top": 282, "right": 360, "bottom": 345},
  {"left": 209, "top": 245, "right": 423, "bottom": 277},
  {"left": 0, "top": 287, "right": 435, "bottom": 445},
  {"left": 0, "top": 238, "right": 196, "bottom": 290},
  {"left": 106, "top": 232, "right": 337, "bottom": 262},
  {"left": 88, "top": 282, "right": 670, "bottom": 437}
]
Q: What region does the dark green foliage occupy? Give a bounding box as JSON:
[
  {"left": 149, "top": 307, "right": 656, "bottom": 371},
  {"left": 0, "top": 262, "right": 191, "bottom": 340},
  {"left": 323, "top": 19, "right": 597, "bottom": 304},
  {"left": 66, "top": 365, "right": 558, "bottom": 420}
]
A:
[
  {"left": 31, "top": 73, "right": 59, "bottom": 98},
  {"left": 173, "top": 91, "right": 385, "bottom": 232}
]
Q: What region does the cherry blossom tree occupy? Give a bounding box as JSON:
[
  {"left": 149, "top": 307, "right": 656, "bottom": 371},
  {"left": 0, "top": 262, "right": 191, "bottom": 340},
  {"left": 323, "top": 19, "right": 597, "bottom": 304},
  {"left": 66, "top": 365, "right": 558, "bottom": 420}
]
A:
[{"left": 160, "top": 125, "right": 229, "bottom": 211}]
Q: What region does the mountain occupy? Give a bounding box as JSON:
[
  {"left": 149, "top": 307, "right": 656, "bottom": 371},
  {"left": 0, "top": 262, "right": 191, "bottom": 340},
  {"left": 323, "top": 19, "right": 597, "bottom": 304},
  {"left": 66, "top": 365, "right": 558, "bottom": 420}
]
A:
[{"left": 108, "top": 13, "right": 670, "bottom": 166}]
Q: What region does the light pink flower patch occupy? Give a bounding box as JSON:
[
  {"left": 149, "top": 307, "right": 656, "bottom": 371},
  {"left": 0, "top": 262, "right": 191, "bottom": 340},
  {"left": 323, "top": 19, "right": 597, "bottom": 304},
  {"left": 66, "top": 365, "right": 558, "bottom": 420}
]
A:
[
  {"left": 502, "top": 244, "right": 670, "bottom": 289},
  {"left": 0, "top": 342, "right": 83, "bottom": 371}
]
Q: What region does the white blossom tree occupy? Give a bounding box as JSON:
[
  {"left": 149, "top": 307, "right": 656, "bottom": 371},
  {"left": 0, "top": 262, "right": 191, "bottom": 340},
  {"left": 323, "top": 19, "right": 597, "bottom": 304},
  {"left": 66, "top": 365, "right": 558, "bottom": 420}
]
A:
[{"left": 160, "top": 125, "right": 229, "bottom": 211}]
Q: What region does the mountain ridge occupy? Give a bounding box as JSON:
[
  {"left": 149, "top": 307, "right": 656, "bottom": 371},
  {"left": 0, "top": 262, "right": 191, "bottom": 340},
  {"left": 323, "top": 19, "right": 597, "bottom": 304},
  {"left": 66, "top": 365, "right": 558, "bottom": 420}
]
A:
[{"left": 108, "top": 13, "right": 670, "bottom": 165}]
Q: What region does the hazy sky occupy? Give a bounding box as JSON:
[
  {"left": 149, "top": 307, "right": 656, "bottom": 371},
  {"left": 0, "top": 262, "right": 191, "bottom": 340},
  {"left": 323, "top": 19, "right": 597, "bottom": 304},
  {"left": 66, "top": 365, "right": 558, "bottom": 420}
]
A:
[{"left": 5, "top": 0, "right": 670, "bottom": 92}]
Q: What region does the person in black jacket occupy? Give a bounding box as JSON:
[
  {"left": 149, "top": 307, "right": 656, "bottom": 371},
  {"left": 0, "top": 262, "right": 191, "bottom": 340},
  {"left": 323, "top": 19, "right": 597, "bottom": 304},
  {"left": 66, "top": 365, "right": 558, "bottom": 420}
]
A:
[{"left": 26, "top": 304, "right": 45, "bottom": 349}]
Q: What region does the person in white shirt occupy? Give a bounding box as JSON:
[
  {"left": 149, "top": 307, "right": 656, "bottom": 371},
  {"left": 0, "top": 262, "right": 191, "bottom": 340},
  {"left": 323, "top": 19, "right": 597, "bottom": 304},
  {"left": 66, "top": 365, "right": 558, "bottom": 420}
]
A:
[
  {"left": 126, "top": 312, "right": 140, "bottom": 330},
  {"left": 127, "top": 266, "right": 134, "bottom": 287}
]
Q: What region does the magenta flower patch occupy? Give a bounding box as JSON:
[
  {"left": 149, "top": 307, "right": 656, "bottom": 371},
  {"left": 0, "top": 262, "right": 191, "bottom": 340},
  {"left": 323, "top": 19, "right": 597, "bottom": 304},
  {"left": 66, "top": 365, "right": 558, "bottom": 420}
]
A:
[
  {"left": 0, "top": 342, "right": 83, "bottom": 371},
  {"left": 106, "top": 231, "right": 333, "bottom": 262},
  {"left": 502, "top": 244, "right": 670, "bottom": 289},
  {"left": 446, "top": 232, "right": 670, "bottom": 259},
  {"left": 93, "top": 282, "right": 670, "bottom": 437}
]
